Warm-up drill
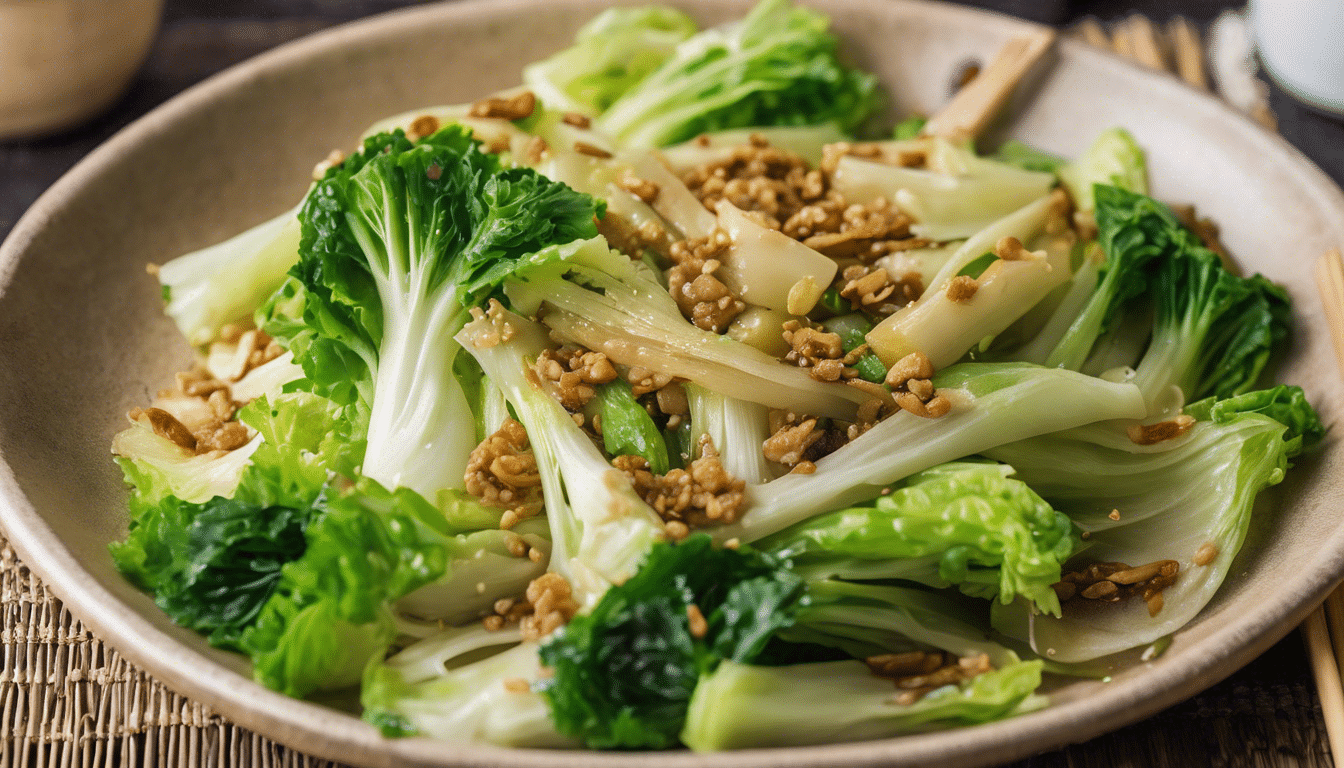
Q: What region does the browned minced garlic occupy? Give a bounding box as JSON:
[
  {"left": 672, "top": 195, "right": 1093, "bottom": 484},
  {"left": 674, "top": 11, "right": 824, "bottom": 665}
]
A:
[
  {"left": 780, "top": 320, "right": 853, "bottom": 385},
  {"left": 883, "top": 351, "right": 951, "bottom": 419},
  {"left": 866, "top": 651, "right": 994, "bottom": 705},
  {"left": 780, "top": 319, "right": 886, "bottom": 387},
  {"left": 561, "top": 112, "right": 591, "bottom": 128},
  {"left": 614, "top": 435, "right": 747, "bottom": 539},
  {"left": 656, "top": 382, "right": 690, "bottom": 428},
  {"left": 945, "top": 275, "right": 979, "bottom": 303},
  {"left": 532, "top": 346, "right": 619, "bottom": 411},
  {"left": 680, "top": 137, "right": 928, "bottom": 265},
  {"left": 667, "top": 229, "right": 745, "bottom": 333},
  {"left": 465, "top": 300, "right": 519, "bottom": 350},
  {"left": 993, "top": 235, "right": 1032, "bottom": 261},
  {"left": 1053, "top": 559, "right": 1180, "bottom": 617},
  {"left": 502, "top": 678, "right": 531, "bottom": 694},
  {"left": 837, "top": 264, "right": 922, "bottom": 316},
  {"left": 127, "top": 400, "right": 248, "bottom": 455},
  {"left": 521, "top": 573, "right": 579, "bottom": 640},
  {"left": 1127, "top": 415, "right": 1196, "bottom": 446},
  {"left": 464, "top": 418, "right": 543, "bottom": 529},
  {"left": 615, "top": 167, "right": 660, "bottom": 204},
  {"left": 405, "top": 114, "right": 441, "bottom": 141},
  {"left": 127, "top": 328, "right": 285, "bottom": 456},
  {"left": 504, "top": 531, "right": 546, "bottom": 564},
  {"left": 482, "top": 573, "right": 579, "bottom": 641},
  {"left": 763, "top": 415, "right": 823, "bottom": 467},
  {"left": 761, "top": 410, "right": 851, "bottom": 468},
  {"left": 193, "top": 420, "right": 252, "bottom": 453},
  {"left": 597, "top": 212, "right": 670, "bottom": 259},
  {"left": 468, "top": 90, "right": 536, "bottom": 121},
  {"left": 626, "top": 365, "right": 676, "bottom": 397},
  {"left": 802, "top": 199, "right": 917, "bottom": 261},
  {"left": 686, "top": 604, "right": 709, "bottom": 639},
  {"left": 844, "top": 379, "right": 900, "bottom": 427},
  {"left": 1193, "top": 541, "right": 1219, "bottom": 567},
  {"left": 574, "top": 141, "right": 613, "bottom": 159},
  {"left": 684, "top": 135, "right": 822, "bottom": 227}
]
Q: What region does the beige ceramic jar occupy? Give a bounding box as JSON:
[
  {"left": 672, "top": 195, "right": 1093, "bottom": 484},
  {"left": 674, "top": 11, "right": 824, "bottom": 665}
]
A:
[{"left": 0, "top": 0, "right": 163, "bottom": 139}]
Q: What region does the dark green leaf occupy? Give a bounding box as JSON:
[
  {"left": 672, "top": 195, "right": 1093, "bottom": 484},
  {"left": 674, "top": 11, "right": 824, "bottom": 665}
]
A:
[{"left": 538, "top": 535, "right": 804, "bottom": 749}]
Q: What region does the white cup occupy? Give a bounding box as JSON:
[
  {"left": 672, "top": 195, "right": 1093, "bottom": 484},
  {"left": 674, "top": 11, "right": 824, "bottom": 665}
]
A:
[{"left": 1250, "top": 0, "right": 1344, "bottom": 115}]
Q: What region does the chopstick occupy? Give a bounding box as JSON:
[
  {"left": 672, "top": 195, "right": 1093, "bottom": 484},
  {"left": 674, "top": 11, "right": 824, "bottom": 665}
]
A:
[
  {"left": 1167, "top": 17, "right": 1209, "bottom": 91},
  {"left": 1069, "top": 14, "right": 1277, "bottom": 123},
  {"left": 922, "top": 29, "right": 1056, "bottom": 143},
  {"left": 1305, "top": 608, "right": 1344, "bottom": 767},
  {"left": 1310, "top": 247, "right": 1344, "bottom": 768}
]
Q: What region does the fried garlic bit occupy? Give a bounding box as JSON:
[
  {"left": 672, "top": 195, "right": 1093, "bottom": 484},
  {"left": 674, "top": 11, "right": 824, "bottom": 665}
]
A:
[
  {"left": 464, "top": 418, "right": 543, "bottom": 529},
  {"left": 1127, "top": 415, "right": 1196, "bottom": 445},
  {"left": 1053, "top": 559, "right": 1180, "bottom": 618},
  {"left": 802, "top": 198, "right": 916, "bottom": 261},
  {"left": 837, "top": 264, "right": 921, "bottom": 316},
  {"left": 763, "top": 413, "right": 823, "bottom": 468},
  {"left": 866, "top": 651, "right": 994, "bottom": 706},
  {"left": 614, "top": 435, "right": 747, "bottom": 540},
  {"left": 762, "top": 410, "right": 851, "bottom": 471},
  {"left": 482, "top": 573, "right": 579, "bottom": 641},
  {"left": 684, "top": 134, "right": 824, "bottom": 229},
  {"left": 468, "top": 90, "right": 536, "bottom": 120},
  {"left": 781, "top": 320, "right": 862, "bottom": 384},
  {"left": 532, "top": 345, "right": 618, "bottom": 410},
  {"left": 667, "top": 229, "right": 745, "bottom": 333},
  {"left": 626, "top": 365, "right": 676, "bottom": 397},
  {"left": 681, "top": 135, "right": 926, "bottom": 261},
  {"left": 883, "top": 351, "right": 951, "bottom": 419},
  {"left": 123, "top": 326, "right": 287, "bottom": 458}
]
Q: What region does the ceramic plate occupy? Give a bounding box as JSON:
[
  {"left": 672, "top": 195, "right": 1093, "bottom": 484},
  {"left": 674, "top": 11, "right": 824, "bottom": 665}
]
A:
[{"left": 1, "top": 0, "right": 1342, "bottom": 766}]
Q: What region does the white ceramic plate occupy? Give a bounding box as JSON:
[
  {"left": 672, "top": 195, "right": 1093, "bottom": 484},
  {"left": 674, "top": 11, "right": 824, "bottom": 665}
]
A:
[{"left": 1, "top": 1, "right": 1342, "bottom": 766}]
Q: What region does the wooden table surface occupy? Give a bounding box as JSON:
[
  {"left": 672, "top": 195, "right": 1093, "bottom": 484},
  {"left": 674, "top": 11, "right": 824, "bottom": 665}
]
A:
[{"left": 1, "top": 1, "right": 1341, "bottom": 766}]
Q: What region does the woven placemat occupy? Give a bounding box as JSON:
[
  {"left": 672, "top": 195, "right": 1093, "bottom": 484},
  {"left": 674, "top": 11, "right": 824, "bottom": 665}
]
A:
[
  {"left": 0, "top": 9, "right": 1331, "bottom": 768},
  {"left": 0, "top": 534, "right": 342, "bottom": 768}
]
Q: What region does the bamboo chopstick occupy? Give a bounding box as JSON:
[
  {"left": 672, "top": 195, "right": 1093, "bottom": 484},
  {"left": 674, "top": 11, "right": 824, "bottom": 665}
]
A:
[
  {"left": 1071, "top": 14, "right": 1274, "bottom": 127},
  {"left": 1317, "top": 249, "right": 1344, "bottom": 370},
  {"left": 1122, "top": 15, "right": 1169, "bottom": 72},
  {"left": 922, "top": 29, "right": 1056, "bottom": 143},
  {"left": 1167, "top": 17, "right": 1209, "bottom": 91},
  {"left": 1069, "top": 18, "right": 1110, "bottom": 50},
  {"left": 1327, "top": 588, "right": 1344, "bottom": 683},
  {"left": 1311, "top": 247, "right": 1344, "bottom": 768},
  {"left": 1305, "top": 608, "right": 1344, "bottom": 766}
]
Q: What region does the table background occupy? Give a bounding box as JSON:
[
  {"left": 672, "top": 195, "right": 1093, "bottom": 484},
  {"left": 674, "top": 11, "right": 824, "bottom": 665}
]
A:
[{"left": 1, "top": 1, "right": 1341, "bottom": 766}]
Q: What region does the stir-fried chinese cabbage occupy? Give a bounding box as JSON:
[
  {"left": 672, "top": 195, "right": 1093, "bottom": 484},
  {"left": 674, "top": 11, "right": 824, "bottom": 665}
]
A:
[{"left": 111, "top": 0, "right": 1323, "bottom": 754}]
